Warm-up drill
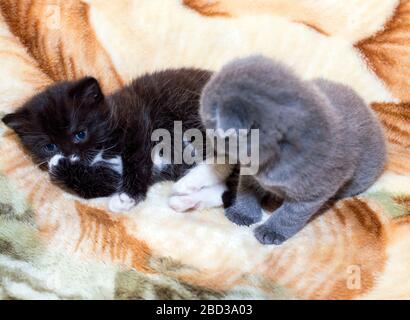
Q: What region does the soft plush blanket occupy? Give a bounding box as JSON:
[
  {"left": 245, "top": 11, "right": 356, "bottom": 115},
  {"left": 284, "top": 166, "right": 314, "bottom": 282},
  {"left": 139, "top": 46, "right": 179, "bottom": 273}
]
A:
[{"left": 0, "top": 0, "right": 410, "bottom": 300}]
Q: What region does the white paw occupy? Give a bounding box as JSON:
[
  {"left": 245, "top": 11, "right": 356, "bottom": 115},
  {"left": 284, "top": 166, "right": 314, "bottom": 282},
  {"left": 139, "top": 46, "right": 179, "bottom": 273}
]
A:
[
  {"left": 108, "top": 193, "right": 136, "bottom": 213},
  {"left": 169, "top": 184, "right": 227, "bottom": 212},
  {"left": 48, "top": 154, "right": 64, "bottom": 170},
  {"left": 172, "top": 163, "right": 226, "bottom": 196},
  {"left": 168, "top": 195, "right": 200, "bottom": 212},
  {"left": 171, "top": 176, "right": 201, "bottom": 196}
]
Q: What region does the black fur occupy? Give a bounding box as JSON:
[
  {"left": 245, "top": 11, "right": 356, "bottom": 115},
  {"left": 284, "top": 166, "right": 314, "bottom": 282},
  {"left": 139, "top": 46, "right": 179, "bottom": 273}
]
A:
[
  {"left": 2, "top": 69, "right": 212, "bottom": 202},
  {"left": 50, "top": 158, "right": 121, "bottom": 199}
]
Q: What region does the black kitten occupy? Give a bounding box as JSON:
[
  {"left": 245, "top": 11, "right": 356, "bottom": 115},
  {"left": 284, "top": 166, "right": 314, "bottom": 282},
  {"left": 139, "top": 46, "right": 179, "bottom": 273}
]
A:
[{"left": 2, "top": 69, "right": 211, "bottom": 211}]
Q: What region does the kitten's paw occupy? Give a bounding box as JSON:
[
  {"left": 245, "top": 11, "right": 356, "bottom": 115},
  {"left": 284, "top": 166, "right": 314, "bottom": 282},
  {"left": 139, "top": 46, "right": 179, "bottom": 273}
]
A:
[
  {"left": 168, "top": 195, "right": 199, "bottom": 212},
  {"left": 108, "top": 193, "right": 136, "bottom": 213},
  {"left": 169, "top": 184, "right": 226, "bottom": 212},
  {"left": 172, "top": 164, "right": 224, "bottom": 196},
  {"left": 225, "top": 205, "right": 261, "bottom": 226},
  {"left": 254, "top": 224, "right": 287, "bottom": 245},
  {"left": 48, "top": 154, "right": 64, "bottom": 170},
  {"left": 171, "top": 177, "right": 201, "bottom": 196}
]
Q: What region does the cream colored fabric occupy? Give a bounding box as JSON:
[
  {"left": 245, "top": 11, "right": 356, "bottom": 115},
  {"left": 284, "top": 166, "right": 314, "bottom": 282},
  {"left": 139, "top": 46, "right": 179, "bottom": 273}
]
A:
[{"left": 1, "top": 0, "right": 410, "bottom": 299}]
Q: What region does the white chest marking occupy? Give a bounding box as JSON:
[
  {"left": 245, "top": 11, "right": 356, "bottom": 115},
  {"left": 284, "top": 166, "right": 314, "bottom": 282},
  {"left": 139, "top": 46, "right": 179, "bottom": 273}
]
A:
[
  {"left": 91, "top": 151, "right": 123, "bottom": 175},
  {"left": 70, "top": 155, "right": 80, "bottom": 162}
]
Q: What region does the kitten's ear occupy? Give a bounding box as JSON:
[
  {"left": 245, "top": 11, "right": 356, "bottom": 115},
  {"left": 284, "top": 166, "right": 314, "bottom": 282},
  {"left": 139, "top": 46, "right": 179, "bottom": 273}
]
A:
[
  {"left": 70, "top": 77, "right": 104, "bottom": 103},
  {"left": 1, "top": 112, "right": 27, "bottom": 132}
]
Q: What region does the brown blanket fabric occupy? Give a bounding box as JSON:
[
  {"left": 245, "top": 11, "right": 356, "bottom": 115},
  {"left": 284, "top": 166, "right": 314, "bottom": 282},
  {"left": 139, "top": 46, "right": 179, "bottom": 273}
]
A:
[{"left": 1, "top": 0, "right": 410, "bottom": 299}]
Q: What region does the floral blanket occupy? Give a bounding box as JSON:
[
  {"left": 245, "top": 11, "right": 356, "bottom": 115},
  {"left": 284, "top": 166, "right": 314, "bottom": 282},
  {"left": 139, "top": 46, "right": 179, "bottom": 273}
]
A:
[{"left": 1, "top": 0, "right": 410, "bottom": 299}]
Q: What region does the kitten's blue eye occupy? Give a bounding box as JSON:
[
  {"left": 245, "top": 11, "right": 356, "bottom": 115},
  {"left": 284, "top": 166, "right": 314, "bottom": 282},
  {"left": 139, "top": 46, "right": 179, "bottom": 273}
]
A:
[
  {"left": 44, "top": 143, "right": 57, "bottom": 153},
  {"left": 74, "top": 130, "right": 87, "bottom": 143}
]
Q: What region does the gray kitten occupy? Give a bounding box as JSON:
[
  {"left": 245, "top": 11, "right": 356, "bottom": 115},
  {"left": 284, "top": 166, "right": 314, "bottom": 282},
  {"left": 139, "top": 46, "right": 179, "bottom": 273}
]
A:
[{"left": 200, "top": 55, "right": 387, "bottom": 245}]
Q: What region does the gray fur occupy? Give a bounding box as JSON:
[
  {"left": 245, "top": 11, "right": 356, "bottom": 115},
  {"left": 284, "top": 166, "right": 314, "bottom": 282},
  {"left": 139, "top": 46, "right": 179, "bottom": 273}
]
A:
[{"left": 200, "top": 55, "right": 387, "bottom": 245}]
